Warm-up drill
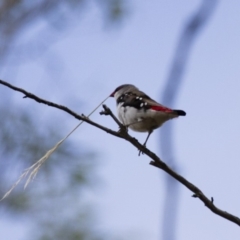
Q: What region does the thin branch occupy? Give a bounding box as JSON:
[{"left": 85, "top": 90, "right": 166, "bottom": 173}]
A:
[
  {"left": 100, "top": 104, "right": 123, "bottom": 128},
  {"left": 0, "top": 79, "right": 240, "bottom": 227}
]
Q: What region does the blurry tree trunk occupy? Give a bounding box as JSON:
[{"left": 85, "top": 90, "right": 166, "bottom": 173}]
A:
[{"left": 159, "top": 1, "right": 218, "bottom": 239}]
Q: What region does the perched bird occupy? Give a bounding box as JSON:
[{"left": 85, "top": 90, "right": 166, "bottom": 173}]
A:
[{"left": 110, "top": 84, "right": 186, "bottom": 150}]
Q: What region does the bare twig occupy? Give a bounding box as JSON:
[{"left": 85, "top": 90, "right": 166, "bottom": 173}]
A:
[
  {"left": 100, "top": 104, "right": 128, "bottom": 133},
  {"left": 0, "top": 79, "right": 240, "bottom": 227},
  {"left": 100, "top": 104, "right": 123, "bottom": 128}
]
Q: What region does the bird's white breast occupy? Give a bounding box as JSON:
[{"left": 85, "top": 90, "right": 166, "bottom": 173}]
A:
[{"left": 117, "top": 103, "right": 175, "bottom": 132}]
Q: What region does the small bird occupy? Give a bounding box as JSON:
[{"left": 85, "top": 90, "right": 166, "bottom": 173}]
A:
[{"left": 110, "top": 84, "right": 186, "bottom": 151}]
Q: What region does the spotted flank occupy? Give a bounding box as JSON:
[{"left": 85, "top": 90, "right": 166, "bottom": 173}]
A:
[
  {"left": 116, "top": 92, "right": 174, "bottom": 114},
  {"left": 117, "top": 92, "right": 152, "bottom": 111}
]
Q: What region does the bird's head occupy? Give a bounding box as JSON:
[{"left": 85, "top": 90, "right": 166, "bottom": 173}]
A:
[{"left": 110, "top": 84, "right": 138, "bottom": 99}]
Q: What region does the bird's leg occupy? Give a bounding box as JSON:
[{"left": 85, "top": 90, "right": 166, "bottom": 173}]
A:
[
  {"left": 138, "top": 130, "right": 153, "bottom": 156},
  {"left": 124, "top": 119, "right": 152, "bottom": 155},
  {"left": 143, "top": 130, "right": 152, "bottom": 146}
]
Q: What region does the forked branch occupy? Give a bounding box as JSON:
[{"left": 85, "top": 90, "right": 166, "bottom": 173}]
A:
[{"left": 0, "top": 79, "right": 240, "bottom": 227}]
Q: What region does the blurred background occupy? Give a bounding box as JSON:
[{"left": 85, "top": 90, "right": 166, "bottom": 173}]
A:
[{"left": 0, "top": 0, "right": 240, "bottom": 239}]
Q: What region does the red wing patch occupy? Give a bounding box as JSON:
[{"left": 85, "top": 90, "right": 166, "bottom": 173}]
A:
[{"left": 151, "top": 105, "right": 173, "bottom": 113}]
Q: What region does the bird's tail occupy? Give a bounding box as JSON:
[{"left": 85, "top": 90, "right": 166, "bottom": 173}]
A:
[{"left": 173, "top": 109, "right": 186, "bottom": 116}]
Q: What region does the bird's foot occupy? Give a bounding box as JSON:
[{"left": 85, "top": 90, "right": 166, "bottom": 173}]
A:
[{"left": 138, "top": 144, "right": 146, "bottom": 156}]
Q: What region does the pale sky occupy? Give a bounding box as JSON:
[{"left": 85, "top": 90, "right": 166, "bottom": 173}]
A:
[{"left": 1, "top": 0, "right": 240, "bottom": 239}]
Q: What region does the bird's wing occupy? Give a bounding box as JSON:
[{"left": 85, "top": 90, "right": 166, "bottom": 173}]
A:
[
  {"left": 138, "top": 92, "right": 186, "bottom": 116},
  {"left": 120, "top": 90, "right": 173, "bottom": 113}
]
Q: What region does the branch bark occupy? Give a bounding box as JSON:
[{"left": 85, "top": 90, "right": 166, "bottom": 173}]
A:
[{"left": 0, "top": 79, "right": 240, "bottom": 227}]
